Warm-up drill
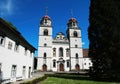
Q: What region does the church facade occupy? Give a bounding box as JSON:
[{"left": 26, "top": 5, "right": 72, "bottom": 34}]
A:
[{"left": 37, "top": 15, "right": 92, "bottom": 72}]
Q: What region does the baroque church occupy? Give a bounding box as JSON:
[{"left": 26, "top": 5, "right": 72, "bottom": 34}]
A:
[{"left": 37, "top": 15, "right": 92, "bottom": 72}]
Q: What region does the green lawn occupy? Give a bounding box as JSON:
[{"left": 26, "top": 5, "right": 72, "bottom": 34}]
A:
[{"left": 39, "top": 77, "right": 120, "bottom": 84}]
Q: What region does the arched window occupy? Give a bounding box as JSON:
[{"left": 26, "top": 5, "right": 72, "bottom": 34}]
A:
[
  {"left": 59, "top": 47, "right": 63, "bottom": 57},
  {"left": 43, "top": 53, "right": 47, "bottom": 59},
  {"left": 76, "top": 53, "right": 78, "bottom": 59},
  {"left": 53, "top": 48, "right": 56, "bottom": 56},
  {"left": 53, "top": 60, "right": 56, "bottom": 68},
  {"left": 43, "top": 29, "right": 48, "bottom": 35},
  {"left": 73, "top": 31, "right": 78, "bottom": 37}
]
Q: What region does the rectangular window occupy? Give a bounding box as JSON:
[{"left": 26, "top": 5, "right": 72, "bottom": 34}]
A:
[
  {"left": 67, "top": 61, "right": 69, "bottom": 67},
  {"left": 8, "top": 41, "right": 13, "bottom": 50},
  {"left": 28, "top": 67, "right": 31, "bottom": 78},
  {"left": 11, "top": 65, "right": 17, "bottom": 78},
  {"left": 14, "top": 43, "right": 19, "bottom": 52},
  {"left": 22, "top": 66, "right": 26, "bottom": 78},
  {"left": 66, "top": 48, "right": 69, "bottom": 57}
]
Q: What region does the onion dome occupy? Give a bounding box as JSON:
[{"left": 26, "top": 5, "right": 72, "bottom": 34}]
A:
[
  {"left": 40, "top": 15, "right": 52, "bottom": 26},
  {"left": 69, "top": 18, "right": 77, "bottom": 23},
  {"left": 42, "top": 15, "right": 51, "bottom": 20},
  {"left": 67, "top": 17, "right": 78, "bottom": 28}
]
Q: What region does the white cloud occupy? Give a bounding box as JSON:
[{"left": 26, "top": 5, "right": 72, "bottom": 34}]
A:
[{"left": 0, "top": 0, "right": 14, "bottom": 16}]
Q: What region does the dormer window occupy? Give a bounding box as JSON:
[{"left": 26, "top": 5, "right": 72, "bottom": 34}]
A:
[{"left": 0, "top": 35, "right": 5, "bottom": 46}]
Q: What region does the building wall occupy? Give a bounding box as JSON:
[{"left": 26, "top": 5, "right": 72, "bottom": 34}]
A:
[
  {"left": 83, "top": 58, "right": 92, "bottom": 70},
  {"left": 0, "top": 37, "right": 34, "bottom": 83},
  {"left": 52, "top": 43, "right": 70, "bottom": 72}
]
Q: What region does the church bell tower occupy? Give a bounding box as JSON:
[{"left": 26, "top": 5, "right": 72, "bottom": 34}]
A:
[
  {"left": 67, "top": 17, "right": 83, "bottom": 71},
  {"left": 37, "top": 15, "right": 53, "bottom": 71}
]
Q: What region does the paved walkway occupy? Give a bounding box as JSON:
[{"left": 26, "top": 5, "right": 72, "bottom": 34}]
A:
[
  {"left": 11, "top": 72, "right": 43, "bottom": 84},
  {"left": 11, "top": 72, "right": 54, "bottom": 84}
]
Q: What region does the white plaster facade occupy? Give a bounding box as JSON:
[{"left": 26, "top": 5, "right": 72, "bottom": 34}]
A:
[
  {"left": 0, "top": 18, "right": 36, "bottom": 84},
  {"left": 37, "top": 15, "right": 92, "bottom": 72}
]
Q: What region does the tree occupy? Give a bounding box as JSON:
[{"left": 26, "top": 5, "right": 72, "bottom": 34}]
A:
[{"left": 88, "top": 0, "right": 120, "bottom": 80}]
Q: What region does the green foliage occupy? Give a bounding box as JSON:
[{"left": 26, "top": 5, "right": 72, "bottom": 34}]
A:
[{"left": 88, "top": 0, "right": 120, "bottom": 80}]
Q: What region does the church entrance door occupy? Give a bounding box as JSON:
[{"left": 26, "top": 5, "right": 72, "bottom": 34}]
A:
[
  {"left": 75, "top": 64, "right": 80, "bottom": 71},
  {"left": 42, "top": 64, "right": 47, "bottom": 71},
  {"left": 59, "top": 63, "right": 64, "bottom": 71}
]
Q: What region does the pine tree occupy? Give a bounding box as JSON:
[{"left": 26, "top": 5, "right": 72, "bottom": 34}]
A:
[{"left": 88, "top": 0, "right": 120, "bottom": 80}]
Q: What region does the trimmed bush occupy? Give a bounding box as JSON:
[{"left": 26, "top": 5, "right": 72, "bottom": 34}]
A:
[{"left": 21, "top": 75, "right": 47, "bottom": 84}]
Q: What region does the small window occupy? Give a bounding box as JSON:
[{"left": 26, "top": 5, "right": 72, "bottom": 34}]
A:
[
  {"left": 43, "top": 53, "right": 47, "bottom": 59},
  {"left": 8, "top": 41, "right": 12, "bottom": 50},
  {"left": 84, "top": 63, "right": 86, "bottom": 65},
  {"left": 67, "top": 61, "right": 69, "bottom": 67},
  {"left": 43, "top": 29, "right": 48, "bottom": 36}
]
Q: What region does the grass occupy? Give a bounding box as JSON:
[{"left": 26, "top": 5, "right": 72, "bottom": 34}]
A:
[{"left": 39, "top": 77, "right": 120, "bottom": 84}]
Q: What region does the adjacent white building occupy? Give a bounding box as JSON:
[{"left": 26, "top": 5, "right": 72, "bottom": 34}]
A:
[
  {"left": 0, "top": 18, "right": 36, "bottom": 83},
  {"left": 37, "top": 15, "right": 92, "bottom": 72}
]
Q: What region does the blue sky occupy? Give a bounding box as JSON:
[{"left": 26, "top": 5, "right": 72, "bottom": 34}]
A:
[{"left": 0, "top": 0, "right": 90, "bottom": 56}]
